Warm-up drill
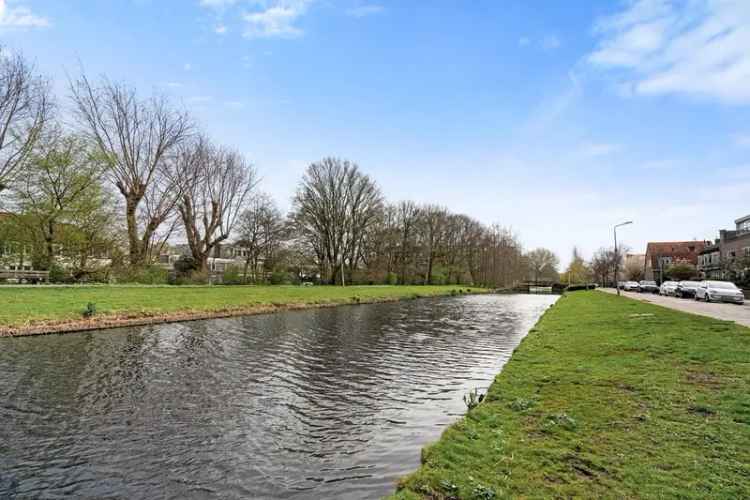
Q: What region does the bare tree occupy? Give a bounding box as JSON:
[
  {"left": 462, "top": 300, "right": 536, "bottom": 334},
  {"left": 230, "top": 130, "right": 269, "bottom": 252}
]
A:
[
  {"left": 291, "top": 157, "right": 383, "bottom": 285},
  {"left": 418, "top": 204, "right": 448, "bottom": 284},
  {"left": 0, "top": 47, "right": 51, "bottom": 195},
  {"left": 236, "top": 192, "right": 285, "bottom": 282},
  {"left": 175, "top": 137, "right": 256, "bottom": 272},
  {"left": 70, "top": 74, "right": 192, "bottom": 266},
  {"left": 526, "top": 247, "right": 560, "bottom": 283}
]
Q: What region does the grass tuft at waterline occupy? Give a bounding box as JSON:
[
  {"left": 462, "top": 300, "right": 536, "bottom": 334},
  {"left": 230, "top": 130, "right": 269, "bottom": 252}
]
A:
[
  {"left": 0, "top": 285, "right": 484, "bottom": 336},
  {"left": 391, "top": 290, "right": 750, "bottom": 499}
]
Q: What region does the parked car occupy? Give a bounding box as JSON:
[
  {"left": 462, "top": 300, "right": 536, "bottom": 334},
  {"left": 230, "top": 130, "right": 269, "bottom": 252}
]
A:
[
  {"left": 617, "top": 281, "right": 625, "bottom": 290},
  {"left": 623, "top": 281, "right": 640, "bottom": 292},
  {"left": 694, "top": 280, "right": 745, "bottom": 304},
  {"left": 638, "top": 280, "right": 659, "bottom": 294},
  {"left": 660, "top": 281, "right": 679, "bottom": 296},
  {"left": 676, "top": 280, "right": 700, "bottom": 298}
]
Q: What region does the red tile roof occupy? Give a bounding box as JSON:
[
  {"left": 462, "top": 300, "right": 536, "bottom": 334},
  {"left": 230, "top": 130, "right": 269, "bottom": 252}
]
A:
[{"left": 645, "top": 241, "right": 707, "bottom": 266}]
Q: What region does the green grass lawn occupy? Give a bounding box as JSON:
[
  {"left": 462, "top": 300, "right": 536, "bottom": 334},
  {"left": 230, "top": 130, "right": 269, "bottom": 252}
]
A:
[
  {"left": 0, "top": 284, "right": 479, "bottom": 329},
  {"left": 392, "top": 291, "right": 750, "bottom": 499}
]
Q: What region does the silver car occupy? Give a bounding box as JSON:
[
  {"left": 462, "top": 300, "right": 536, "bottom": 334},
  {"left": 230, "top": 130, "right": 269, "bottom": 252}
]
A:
[
  {"left": 623, "top": 281, "right": 640, "bottom": 292},
  {"left": 677, "top": 280, "right": 700, "bottom": 298},
  {"left": 660, "top": 281, "right": 679, "bottom": 296},
  {"left": 695, "top": 281, "right": 745, "bottom": 304}
]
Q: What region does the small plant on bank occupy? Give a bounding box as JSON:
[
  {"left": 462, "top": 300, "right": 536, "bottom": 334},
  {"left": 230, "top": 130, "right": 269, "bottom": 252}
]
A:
[
  {"left": 470, "top": 482, "right": 497, "bottom": 499},
  {"left": 509, "top": 397, "right": 535, "bottom": 412},
  {"left": 82, "top": 302, "right": 97, "bottom": 318},
  {"left": 463, "top": 388, "right": 485, "bottom": 410},
  {"left": 543, "top": 412, "right": 577, "bottom": 432}
]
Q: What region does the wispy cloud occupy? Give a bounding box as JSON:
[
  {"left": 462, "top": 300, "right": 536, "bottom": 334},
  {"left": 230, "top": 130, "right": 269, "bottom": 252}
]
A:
[
  {"left": 184, "top": 63, "right": 193, "bottom": 71},
  {"left": 588, "top": 0, "right": 750, "bottom": 104},
  {"left": 639, "top": 159, "right": 674, "bottom": 170},
  {"left": 733, "top": 133, "right": 750, "bottom": 147},
  {"left": 346, "top": 4, "right": 384, "bottom": 18},
  {"left": 242, "top": 1, "right": 312, "bottom": 39},
  {"left": 215, "top": 23, "right": 227, "bottom": 34},
  {"left": 540, "top": 34, "right": 561, "bottom": 50},
  {"left": 199, "top": 0, "right": 237, "bottom": 9},
  {"left": 188, "top": 95, "right": 213, "bottom": 104},
  {"left": 518, "top": 34, "right": 562, "bottom": 50},
  {"left": 577, "top": 141, "right": 622, "bottom": 158},
  {"left": 160, "top": 81, "right": 184, "bottom": 89},
  {"left": 224, "top": 100, "right": 246, "bottom": 109},
  {"left": 0, "top": 0, "right": 49, "bottom": 28}
]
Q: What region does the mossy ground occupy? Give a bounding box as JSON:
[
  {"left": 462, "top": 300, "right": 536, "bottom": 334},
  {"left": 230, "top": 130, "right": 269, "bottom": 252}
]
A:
[{"left": 392, "top": 291, "right": 750, "bottom": 499}]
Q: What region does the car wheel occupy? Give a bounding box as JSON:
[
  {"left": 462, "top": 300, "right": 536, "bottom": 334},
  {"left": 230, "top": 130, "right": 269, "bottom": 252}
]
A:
[{"left": 705, "top": 294, "right": 711, "bottom": 303}]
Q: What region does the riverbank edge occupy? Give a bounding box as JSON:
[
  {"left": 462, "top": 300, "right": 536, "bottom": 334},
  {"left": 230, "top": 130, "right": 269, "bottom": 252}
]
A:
[
  {"left": 0, "top": 287, "right": 486, "bottom": 338},
  {"left": 390, "top": 290, "right": 750, "bottom": 499}
]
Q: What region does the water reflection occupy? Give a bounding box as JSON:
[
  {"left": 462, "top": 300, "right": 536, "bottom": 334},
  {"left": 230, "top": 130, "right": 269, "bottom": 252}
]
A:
[{"left": 0, "top": 294, "right": 556, "bottom": 499}]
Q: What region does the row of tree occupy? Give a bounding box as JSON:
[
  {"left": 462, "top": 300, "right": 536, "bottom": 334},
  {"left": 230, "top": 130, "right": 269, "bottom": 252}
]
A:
[{"left": 0, "top": 47, "right": 560, "bottom": 287}]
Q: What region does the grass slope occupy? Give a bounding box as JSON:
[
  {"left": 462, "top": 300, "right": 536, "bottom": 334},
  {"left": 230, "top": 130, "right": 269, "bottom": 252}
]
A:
[
  {"left": 392, "top": 291, "right": 750, "bottom": 499},
  {"left": 0, "top": 285, "right": 478, "bottom": 330}
]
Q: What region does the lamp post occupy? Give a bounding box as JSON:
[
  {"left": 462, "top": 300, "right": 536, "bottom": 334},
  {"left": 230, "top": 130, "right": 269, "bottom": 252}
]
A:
[{"left": 614, "top": 221, "right": 633, "bottom": 296}]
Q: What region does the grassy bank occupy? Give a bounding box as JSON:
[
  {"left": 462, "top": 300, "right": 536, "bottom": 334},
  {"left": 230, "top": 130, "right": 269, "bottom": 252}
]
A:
[
  {"left": 0, "top": 285, "right": 481, "bottom": 336},
  {"left": 392, "top": 291, "right": 750, "bottom": 499}
]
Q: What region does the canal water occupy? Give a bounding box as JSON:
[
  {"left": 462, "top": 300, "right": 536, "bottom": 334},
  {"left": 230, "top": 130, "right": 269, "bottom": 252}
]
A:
[{"left": 0, "top": 294, "right": 556, "bottom": 499}]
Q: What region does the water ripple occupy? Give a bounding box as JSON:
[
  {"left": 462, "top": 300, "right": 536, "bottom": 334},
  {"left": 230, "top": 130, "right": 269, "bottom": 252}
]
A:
[{"left": 0, "top": 293, "right": 556, "bottom": 499}]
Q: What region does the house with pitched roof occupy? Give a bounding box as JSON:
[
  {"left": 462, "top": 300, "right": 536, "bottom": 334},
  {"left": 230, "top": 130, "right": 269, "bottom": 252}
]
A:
[{"left": 644, "top": 240, "right": 707, "bottom": 284}]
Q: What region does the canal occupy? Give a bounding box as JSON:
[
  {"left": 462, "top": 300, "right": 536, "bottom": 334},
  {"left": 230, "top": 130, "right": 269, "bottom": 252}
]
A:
[{"left": 0, "top": 294, "right": 556, "bottom": 499}]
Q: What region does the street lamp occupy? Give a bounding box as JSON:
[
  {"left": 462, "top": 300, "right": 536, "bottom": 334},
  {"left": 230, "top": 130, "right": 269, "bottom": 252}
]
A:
[{"left": 614, "top": 220, "right": 633, "bottom": 296}]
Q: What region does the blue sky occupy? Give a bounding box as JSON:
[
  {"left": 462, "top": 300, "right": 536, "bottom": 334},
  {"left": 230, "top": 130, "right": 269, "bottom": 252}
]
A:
[{"left": 1, "top": 0, "right": 749, "bottom": 266}]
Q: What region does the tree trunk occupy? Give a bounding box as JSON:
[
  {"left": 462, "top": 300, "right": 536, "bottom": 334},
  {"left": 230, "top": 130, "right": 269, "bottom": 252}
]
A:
[{"left": 125, "top": 196, "right": 142, "bottom": 267}]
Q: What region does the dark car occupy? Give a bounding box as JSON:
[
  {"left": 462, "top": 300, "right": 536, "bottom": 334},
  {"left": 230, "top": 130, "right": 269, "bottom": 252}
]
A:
[
  {"left": 676, "top": 280, "right": 700, "bottom": 298},
  {"left": 638, "top": 280, "right": 659, "bottom": 293}
]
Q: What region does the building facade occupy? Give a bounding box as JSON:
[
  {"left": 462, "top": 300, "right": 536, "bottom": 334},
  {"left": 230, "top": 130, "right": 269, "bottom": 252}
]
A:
[
  {"left": 698, "top": 214, "right": 750, "bottom": 281},
  {"left": 644, "top": 241, "right": 707, "bottom": 283}
]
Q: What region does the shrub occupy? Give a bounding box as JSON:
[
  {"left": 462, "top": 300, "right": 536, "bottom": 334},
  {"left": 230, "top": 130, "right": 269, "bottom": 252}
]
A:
[
  {"left": 270, "top": 271, "right": 291, "bottom": 285},
  {"left": 386, "top": 272, "right": 398, "bottom": 285},
  {"left": 82, "top": 302, "right": 97, "bottom": 318},
  {"left": 118, "top": 265, "right": 169, "bottom": 285},
  {"left": 174, "top": 255, "right": 199, "bottom": 276},
  {"left": 48, "top": 263, "right": 68, "bottom": 283},
  {"left": 222, "top": 265, "right": 243, "bottom": 285}
]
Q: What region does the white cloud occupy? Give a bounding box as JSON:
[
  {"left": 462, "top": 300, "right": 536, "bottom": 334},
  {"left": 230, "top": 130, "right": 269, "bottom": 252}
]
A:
[
  {"left": 0, "top": 0, "right": 49, "bottom": 28},
  {"left": 184, "top": 63, "right": 193, "bottom": 71},
  {"left": 346, "top": 4, "right": 384, "bottom": 18},
  {"left": 215, "top": 23, "right": 227, "bottom": 34},
  {"left": 242, "top": 1, "right": 312, "bottom": 39},
  {"left": 588, "top": 0, "right": 750, "bottom": 104},
  {"left": 161, "top": 81, "right": 184, "bottom": 88},
  {"left": 518, "top": 36, "right": 530, "bottom": 47}
]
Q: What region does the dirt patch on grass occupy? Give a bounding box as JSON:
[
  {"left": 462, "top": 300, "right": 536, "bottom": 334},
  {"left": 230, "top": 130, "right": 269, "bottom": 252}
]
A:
[{"left": 684, "top": 369, "right": 723, "bottom": 389}]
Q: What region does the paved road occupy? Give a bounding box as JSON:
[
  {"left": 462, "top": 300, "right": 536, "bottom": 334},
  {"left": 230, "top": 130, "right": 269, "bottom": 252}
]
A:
[{"left": 599, "top": 288, "right": 750, "bottom": 327}]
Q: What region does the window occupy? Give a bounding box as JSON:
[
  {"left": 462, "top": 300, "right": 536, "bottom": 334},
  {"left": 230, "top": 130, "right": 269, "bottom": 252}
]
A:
[{"left": 744, "top": 247, "right": 750, "bottom": 257}]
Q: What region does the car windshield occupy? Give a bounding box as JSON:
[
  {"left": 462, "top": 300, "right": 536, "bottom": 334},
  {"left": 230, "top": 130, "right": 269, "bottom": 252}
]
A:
[
  {"left": 680, "top": 281, "right": 699, "bottom": 286},
  {"left": 627, "top": 282, "right": 639, "bottom": 285},
  {"left": 640, "top": 281, "right": 656, "bottom": 285},
  {"left": 709, "top": 282, "right": 739, "bottom": 290},
  {"left": 663, "top": 282, "right": 677, "bottom": 286}
]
